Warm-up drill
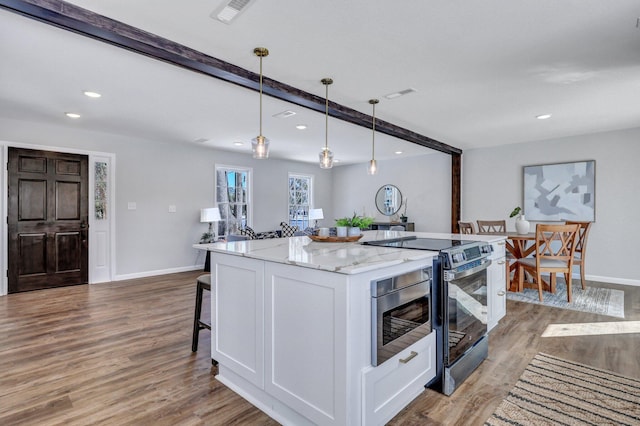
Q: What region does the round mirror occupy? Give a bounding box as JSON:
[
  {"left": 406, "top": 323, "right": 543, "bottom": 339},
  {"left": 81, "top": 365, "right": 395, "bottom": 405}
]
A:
[{"left": 375, "top": 185, "right": 403, "bottom": 216}]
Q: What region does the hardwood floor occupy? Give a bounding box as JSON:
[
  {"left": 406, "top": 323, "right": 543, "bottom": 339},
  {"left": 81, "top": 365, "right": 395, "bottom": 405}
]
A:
[{"left": 1, "top": 272, "right": 638, "bottom": 425}]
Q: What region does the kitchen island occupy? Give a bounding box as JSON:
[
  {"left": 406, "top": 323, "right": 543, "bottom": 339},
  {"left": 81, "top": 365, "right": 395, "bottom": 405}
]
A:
[{"left": 193, "top": 231, "right": 506, "bottom": 426}]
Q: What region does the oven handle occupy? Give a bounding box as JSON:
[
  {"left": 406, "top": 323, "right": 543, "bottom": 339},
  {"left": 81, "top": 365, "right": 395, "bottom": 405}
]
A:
[{"left": 444, "top": 258, "right": 491, "bottom": 281}]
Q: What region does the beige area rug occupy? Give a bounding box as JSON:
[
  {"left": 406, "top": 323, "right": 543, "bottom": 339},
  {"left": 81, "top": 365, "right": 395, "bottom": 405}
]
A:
[
  {"left": 506, "top": 281, "right": 625, "bottom": 318},
  {"left": 485, "top": 353, "right": 640, "bottom": 426}
]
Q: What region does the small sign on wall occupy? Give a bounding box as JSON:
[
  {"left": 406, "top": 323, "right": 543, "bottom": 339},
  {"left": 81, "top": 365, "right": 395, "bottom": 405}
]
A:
[{"left": 523, "top": 160, "right": 595, "bottom": 222}]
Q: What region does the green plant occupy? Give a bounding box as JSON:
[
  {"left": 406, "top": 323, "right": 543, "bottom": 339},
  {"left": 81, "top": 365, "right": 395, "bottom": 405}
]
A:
[
  {"left": 335, "top": 212, "right": 375, "bottom": 229},
  {"left": 509, "top": 206, "right": 522, "bottom": 218}
]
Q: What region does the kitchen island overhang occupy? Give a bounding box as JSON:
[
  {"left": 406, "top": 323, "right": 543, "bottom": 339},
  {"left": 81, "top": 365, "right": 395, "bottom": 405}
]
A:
[{"left": 193, "top": 230, "right": 505, "bottom": 425}]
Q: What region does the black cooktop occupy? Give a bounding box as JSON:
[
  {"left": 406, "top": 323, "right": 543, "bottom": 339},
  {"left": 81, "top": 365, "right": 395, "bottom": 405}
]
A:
[{"left": 362, "top": 236, "right": 476, "bottom": 251}]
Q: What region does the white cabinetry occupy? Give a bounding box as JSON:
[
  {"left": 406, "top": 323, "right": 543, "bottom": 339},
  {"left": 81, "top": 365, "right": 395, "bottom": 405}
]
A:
[
  {"left": 211, "top": 255, "right": 264, "bottom": 388},
  {"left": 363, "top": 332, "right": 436, "bottom": 426},
  {"left": 210, "top": 252, "right": 436, "bottom": 426},
  {"left": 487, "top": 239, "right": 507, "bottom": 331}
]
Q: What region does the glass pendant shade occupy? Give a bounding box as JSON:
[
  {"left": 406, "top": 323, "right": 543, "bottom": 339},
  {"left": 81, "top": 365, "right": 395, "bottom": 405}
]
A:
[
  {"left": 252, "top": 135, "right": 270, "bottom": 159},
  {"left": 319, "top": 149, "right": 334, "bottom": 169},
  {"left": 367, "top": 159, "right": 377, "bottom": 175}
]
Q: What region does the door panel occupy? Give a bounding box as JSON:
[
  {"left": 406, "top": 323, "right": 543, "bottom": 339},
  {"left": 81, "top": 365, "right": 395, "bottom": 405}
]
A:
[{"left": 8, "top": 148, "right": 89, "bottom": 293}]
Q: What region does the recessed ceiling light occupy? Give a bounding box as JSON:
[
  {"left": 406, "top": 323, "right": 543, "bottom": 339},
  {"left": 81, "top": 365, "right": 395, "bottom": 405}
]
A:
[
  {"left": 233, "top": 141, "right": 244, "bottom": 146},
  {"left": 65, "top": 112, "right": 81, "bottom": 119},
  {"left": 384, "top": 88, "right": 417, "bottom": 100},
  {"left": 295, "top": 124, "right": 307, "bottom": 130},
  {"left": 536, "top": 114, "right": 552, "bottom": 120},
  {"left": 395, "top": 151, "right": 403, "bottom": 155},
  {"left": 273, "top": 110, "right": 296, "bottom": 119},
  {"left": 83, "top": 90, "right": 101, "bottom": 98}
]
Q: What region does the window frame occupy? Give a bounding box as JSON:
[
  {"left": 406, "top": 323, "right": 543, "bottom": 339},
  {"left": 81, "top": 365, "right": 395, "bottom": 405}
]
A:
[
  {"left": 215, "top": 164, "right": 252, "bottom": 237},
  {"left": 288, "top": 173, "right": 314, "bottom": 230}
]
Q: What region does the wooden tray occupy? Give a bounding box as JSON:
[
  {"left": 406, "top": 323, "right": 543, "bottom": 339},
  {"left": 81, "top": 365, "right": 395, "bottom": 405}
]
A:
[{"left": 308, "top": 235, "right": 363, "bottom": 243}]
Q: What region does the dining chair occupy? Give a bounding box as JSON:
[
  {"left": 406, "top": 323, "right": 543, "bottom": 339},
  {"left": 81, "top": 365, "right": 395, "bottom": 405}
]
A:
[
  {"left": 516, "top": 223, "right": 579, "bottom": 302},
  {"left": 476, "top": 220, "right": 506, "bottom": 234},
  {"left": 458, "top": 221, "right": 475, "bottom": 234},
  {"left": 565, "top": 221, "right": 592, "bottom": 290}
]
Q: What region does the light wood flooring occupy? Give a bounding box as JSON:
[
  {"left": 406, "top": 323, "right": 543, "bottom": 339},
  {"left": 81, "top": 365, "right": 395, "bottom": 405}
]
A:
[{"left": 1, "top": 271, "right": 638, "bottom": 425}]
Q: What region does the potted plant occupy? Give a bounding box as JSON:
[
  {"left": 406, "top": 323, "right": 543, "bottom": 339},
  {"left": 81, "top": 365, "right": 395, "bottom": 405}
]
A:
[
  {"left": 399, "top": 199, "right": 408, "bottom": 222},
  {"left": 510, "top": 206, "right": 530, "bottom": 234},
  {"left": 336, "top": 213, "right": 375, "bottom": 237}
]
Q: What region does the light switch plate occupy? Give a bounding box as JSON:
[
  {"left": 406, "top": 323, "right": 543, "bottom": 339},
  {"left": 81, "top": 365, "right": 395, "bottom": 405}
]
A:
[
  {"left": 128, "top": 202, "right": 136, "bottom": 210},
  {"left": 168, "top": 205, "right": 177, "bottom": 213}
]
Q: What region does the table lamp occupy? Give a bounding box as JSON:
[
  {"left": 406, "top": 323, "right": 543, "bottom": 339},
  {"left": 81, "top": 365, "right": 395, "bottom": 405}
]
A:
[
  {"left": 200, "top": 207, "right": 221, "bottom": 242},
  {"left": 309, "top": 208, "right": 324, "bottom": 228}
]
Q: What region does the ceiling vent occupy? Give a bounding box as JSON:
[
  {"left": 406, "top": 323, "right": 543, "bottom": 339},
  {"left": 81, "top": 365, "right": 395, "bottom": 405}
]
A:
[
  {"left": 384, "top": 88, "right": 417, "bottom": 100},
  {"left": 212, "top": 0, "right": 255, "bottom": 24},
  {"left": 273, "top": 110, "right": 297, "bottom": 119}
]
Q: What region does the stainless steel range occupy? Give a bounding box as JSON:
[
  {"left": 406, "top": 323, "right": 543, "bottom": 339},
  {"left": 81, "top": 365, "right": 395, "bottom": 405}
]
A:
[{"left": 363, "top": 236, "right": 492, "bottom": 395}]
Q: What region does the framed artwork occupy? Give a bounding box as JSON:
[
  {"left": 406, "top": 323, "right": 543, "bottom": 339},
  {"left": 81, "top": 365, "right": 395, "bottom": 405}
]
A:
[{"left": 523, "top": 160, "right": 595, "bottom": 222}]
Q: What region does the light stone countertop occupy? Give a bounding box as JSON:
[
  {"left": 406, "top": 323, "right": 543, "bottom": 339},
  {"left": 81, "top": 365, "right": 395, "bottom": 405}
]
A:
[{"left": 194, "top": 230, "right": 505, "bottom": 275}]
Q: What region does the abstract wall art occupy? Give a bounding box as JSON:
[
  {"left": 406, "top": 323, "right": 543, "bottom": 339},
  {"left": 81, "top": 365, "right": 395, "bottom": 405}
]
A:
[{"left": 523, "top": 160, "right": 595, "bottom": 221}]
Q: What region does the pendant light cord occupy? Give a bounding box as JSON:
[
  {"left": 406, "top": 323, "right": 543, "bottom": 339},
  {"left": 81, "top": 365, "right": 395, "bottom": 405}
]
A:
[
  {"left": 371, "top": 102, "right": 376, "bottom": 159},
  {"left": 324, "top": 83, "right": 329, "bottom": 151},
  {"left": 259, "top": 55, "right": 263, "bottom": 137}
]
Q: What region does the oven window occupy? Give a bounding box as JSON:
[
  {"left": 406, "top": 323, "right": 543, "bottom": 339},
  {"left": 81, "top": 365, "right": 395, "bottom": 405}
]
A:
[
  {"left": 382, "top": 297, "right": 430, "bottom": 346},
  {"left": 447, "top": 271, "right": 488, "bottom": 362}
]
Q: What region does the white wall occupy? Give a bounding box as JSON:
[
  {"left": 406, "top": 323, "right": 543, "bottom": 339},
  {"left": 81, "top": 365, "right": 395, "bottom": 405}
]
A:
[
  {"left": 0, "top": 118, "right": 333, "bottom": 279},
  {"left": 462, "top": 126, "right": 640, "bottom": 285},
  {"left": 332, "top": 152, "right": 451, "bottom": 232}
]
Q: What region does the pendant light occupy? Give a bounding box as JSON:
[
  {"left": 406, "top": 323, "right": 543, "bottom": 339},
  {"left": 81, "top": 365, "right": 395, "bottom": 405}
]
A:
[
  {"left": 367, "top": 99, "right": 379, "bottom": 175},
  {"left": 252, "top": 47, "right": 270, "bottom": 159},
  {"left": 319, "top": 78, "right": 334, "bottom": 169}
]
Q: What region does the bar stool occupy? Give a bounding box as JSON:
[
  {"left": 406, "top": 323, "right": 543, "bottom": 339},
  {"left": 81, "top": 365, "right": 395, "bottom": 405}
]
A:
[{"left": 191, "top": 274, "right": 217, "bottom": 364}]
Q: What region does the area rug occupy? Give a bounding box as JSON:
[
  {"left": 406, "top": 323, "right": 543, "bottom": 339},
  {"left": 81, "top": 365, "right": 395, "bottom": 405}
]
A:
[
  {"left": 506, "top": 281, "right": 625, "bottom": 318},
  {"left": 485, "top": 353, "right": 640, "bottom": 425}
]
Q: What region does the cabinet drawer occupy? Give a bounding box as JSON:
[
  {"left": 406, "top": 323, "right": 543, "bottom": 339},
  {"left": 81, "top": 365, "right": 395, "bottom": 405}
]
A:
[
  {"left": 363, "top": 332, "right": 436, "bottom": 426},
  {"left": 490, "top": 240, "right": 506, "bottom": 259}
]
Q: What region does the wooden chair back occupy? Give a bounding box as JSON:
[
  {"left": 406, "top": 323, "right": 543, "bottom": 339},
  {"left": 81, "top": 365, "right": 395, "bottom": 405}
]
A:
[
  {"left": 458, "top": 221, "right": 475, "bottom": 234},
  {"left": 564, "top": 221, "right": 592, "bottom": 257},
  {"left": 564, "top": 220, "right": 592, "bottom": 289},
  {"left": 534, "top": 224, "right": 579, "bottom": 263},
  {"left": 476, "top": 220, "right": 506, "bottom": 234}
]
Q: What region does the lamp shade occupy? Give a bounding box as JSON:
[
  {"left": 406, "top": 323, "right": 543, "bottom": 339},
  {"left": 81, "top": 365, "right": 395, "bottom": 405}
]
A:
[
  {"left": 309, "top": 208, "right": 324, "bottom": 221},
  {"left": 200, "top": 207, "right": 221, "bottom": 223}
]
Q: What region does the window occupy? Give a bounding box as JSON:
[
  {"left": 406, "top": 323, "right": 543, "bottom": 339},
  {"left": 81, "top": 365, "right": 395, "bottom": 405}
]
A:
[
  {"left": 288, "top": 173, "right": 313, "bottom": 229},
  {"left": 94, "top": 161, "right": 108, "bottom": 220},
  {"left": 216, "top": 166, "right": 251, "bottom": 236}
]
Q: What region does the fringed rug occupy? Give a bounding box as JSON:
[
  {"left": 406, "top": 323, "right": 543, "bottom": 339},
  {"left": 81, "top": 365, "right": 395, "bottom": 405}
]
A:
[
  {"left": 485, "top": 353, "right": 640, "bottom": 426},
  {"left": 507, "top": 281, "right": 625, "bottom": 318}
]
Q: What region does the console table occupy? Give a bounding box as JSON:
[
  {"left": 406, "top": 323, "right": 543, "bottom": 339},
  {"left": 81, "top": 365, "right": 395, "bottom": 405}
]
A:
[{"left": 369, "top": 222, "right": 415, "bottom": 231}]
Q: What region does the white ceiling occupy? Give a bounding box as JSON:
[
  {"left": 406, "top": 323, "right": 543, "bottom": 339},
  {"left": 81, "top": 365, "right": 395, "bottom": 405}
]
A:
[{"left": 2, "top": 0, "right": 640, "bottom": 165}]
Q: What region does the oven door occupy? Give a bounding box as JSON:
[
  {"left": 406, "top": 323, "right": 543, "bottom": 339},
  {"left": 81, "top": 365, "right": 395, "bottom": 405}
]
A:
[
  {"left": 372, "top": 281, "right": 431, "bottom": 366},
  {"left": 444, "top": 261, "right": 489, "bottom": 366}
]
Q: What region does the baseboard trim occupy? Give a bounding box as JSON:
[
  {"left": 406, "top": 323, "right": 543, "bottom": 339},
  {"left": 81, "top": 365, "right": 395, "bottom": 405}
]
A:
[
  {"left": 113, "top": 264, "right": 204, "bottom": 282},
  {"left": 585, "top": 274, "right": 640, "bottom": 287}
]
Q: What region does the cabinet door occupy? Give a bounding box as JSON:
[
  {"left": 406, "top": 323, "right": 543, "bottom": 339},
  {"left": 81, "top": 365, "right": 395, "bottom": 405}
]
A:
[
  {"left": 264, "top": 263, "right": 349, "bottom": 425},
  {"left": 487, "top": 240, "right": 507, "bottom": 331},
  {"left": 211, "top": 254, "right": 265, "bottom": 388}
]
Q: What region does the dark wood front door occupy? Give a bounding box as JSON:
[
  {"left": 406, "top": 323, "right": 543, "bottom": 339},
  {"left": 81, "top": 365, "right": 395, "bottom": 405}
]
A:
[{"left": 8, "top": 148, "right": 89, "bottom": 293}]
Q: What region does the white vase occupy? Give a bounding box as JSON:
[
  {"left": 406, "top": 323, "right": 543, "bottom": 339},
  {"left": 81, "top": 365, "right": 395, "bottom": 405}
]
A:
[
  {"left": 516, "top": 215, "right": 530, "bottom": 234},
  {"left": 336, "top": 226, "right": 348, "bottom": 237},
  {"left": 347, "top": 227, "right": 361, "bottom": 237}
]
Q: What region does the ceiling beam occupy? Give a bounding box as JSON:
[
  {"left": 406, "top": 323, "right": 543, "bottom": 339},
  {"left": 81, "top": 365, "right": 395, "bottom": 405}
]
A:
[{"left": 0, "top": 0, "right": 462, "bottom": 156}]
